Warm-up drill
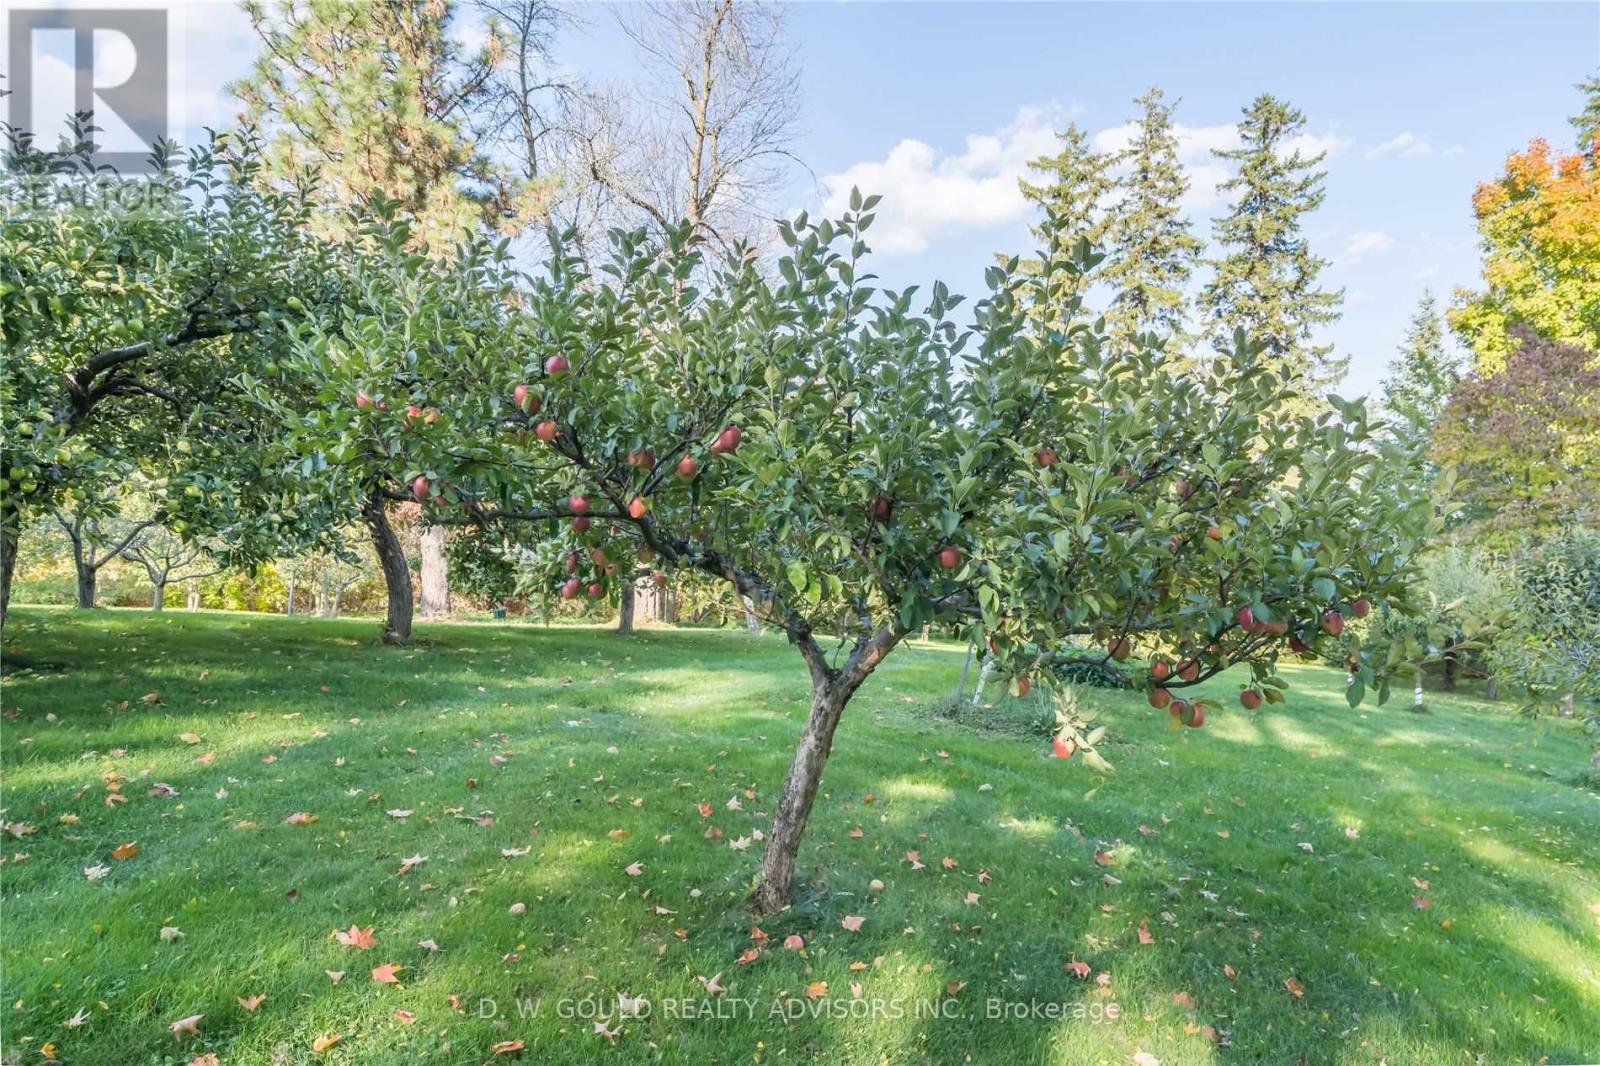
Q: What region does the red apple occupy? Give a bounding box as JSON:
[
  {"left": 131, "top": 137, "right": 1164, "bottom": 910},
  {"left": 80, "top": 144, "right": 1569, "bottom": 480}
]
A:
[
  {"left": 355, "top": 390, "right": 373, "bottom": 409},
  {"left": 545, "top": 354, "right": 570, "bottom": 376},
  {"left": 1351, "top": 597, "right": 1371, "bottom": 618},
  {"left": 1182, "top": 703, "right": 1205, "bottom": 728},
  {"left": 870, "top": 495, "right": 893, "bottom": 522},
  {"left": 565, "top": 551, "right": 579, "bottom": 574},
  {"left": 1034, "top": 447, "right": 1057, "bottom": 467},
  {"left": 586, "top": 582, "right": 603, "bottom": 598},
  {"left": 535, "top": 420, "right": 558, "bottom": 442},
  {"left": 1237, "top": 606, "right": 1256, "bottom": 630},
  {"left": 404, "top": 404, "right": 424, "bottom": 425},
  {"left": 1148, "top": 687, "right": 1173, "bottom": 710},
  {"left": 1150, "top": 660, "right": 1171, "bottom": 682},
  {"left": 627, "top": 449, "right": 655, "bottom": 469},
  {"left": 676, "top": 455, "right": 698, "bottom": 480},
  {"left": 1239, "top": 689, "right": 1263, "bottom": 710},
  {"left": 1051, "top": 735, "right": 1075, "bottom": 759},
  {"left": 710, "top": 424, "right": 742, "bottom": 454},
  {"left": 1322, "top": 610, "right": 1345, "bottom": 637},
  {"left": 1107, "top": 637, "right": 1131, "bottom": 662},
  {"left": 938, "top": 545, "right": 962, "bottom": 569},
  {"left": 590, "top": 546, "right": 608, "bottom": 567},
  {"left": 568, "top": 494, "right": 590, "bottom": 515},
  {"left": 410, "top": 476, "right": 430, "bottom": 500},
  {"left": 604, "top": 564, "right": 619, "bottom": 578},
  {"left": 1265, "top": 620, "right": 1288, "bottom": 636},
  {"left": 628, "top": 496, "right": 648, "bottom": 520},
  {"left": 571, "top": 516, "right": 591, "bottom": 533},
  {"left": 560, "top": 578, "right": 581, "bottom": 599},
  {"left": 1289, "top": 635, "right": 1310, "bottom": 654},
  {"left": 1207, "top": 525, "right": 1223, "bottom": 540},
  {"left": 1169, "top": 698, "right": 1189, "bottom": 719},
  {"left": 1177, "top": 660, "right": 1200, "bottom": 683},
  {"left": 1016, "top": 676, "right": 1031, "bottom": 698},
  {"left": 651, "top": 571, "right": 668, "bottom": 588},
  {"left": 1175, "top": 478, "right": 1192, "bottom": 498},
  {"left": 513, "top": 384, "right": 539, "bottom": 414}
]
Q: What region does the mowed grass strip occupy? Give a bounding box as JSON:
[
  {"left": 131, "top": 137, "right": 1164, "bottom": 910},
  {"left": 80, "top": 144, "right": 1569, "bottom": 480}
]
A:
[{"left": 2, "top": 607, "right": 1596, "bottom": 1065}]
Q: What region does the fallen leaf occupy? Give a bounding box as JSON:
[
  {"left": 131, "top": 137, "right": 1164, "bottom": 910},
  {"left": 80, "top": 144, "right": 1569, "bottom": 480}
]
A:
[
  {"left": 386, "top": 809, "right": 413, "bottom": 819},
  {"left": 159, "top": 926, "right": 184, "bottom": 942},
  {"left": 311, "top": 1032, "right": 342, "bottom": 1053},
  {"left": 701, "top": 972, "right": 726, "bottom": 995},
  {"left": 624, "top": 861, "right": 643, "bottom": 876},
  {"left": 189, "top": 1055, "right": 221, "bottom": 1066},
  {"left": 326, "top": 971, "right": 345, "bottom": 983},
  {"left": 1285, "top": 976, "right": 1305, "bottom": 998},
  {"left": 237, "top": 994, "right": 265, "bottom": 1011},
  {"left": 169, "top": 1013, "right": 204, "bottom": 1042},
  {"left": 417, "top": 938, "right": 440, "bottom": 952},
  {"left": 841, "top": 915, "right": 865, "bottom": 932},
  {"left": 1137, "top": 917, "right": 1154, "bottom": 945},
  {"left": 804, "top": 981, "right": 828, "bottom": 999},
  {"left": 942, "top": 856, "right": 958, "bottom": 869},
  {"left": 84, "top": 864, "right": 111, "bottom": 881},
  {"left": 1223, "top": 964, "right": 1237, "bottom": 981},
  {"left": 492, "top": 1039, "right": 525, "bottom": 1054},
  {"left": 905, "top": 850, "right": 926, "bottom": 871},
  {"left": 944, "top": 979, "right": 966, "bottom": 996},
  {"left": 335, "top": 925, "right": 377, "bottom": 949},
  {"left": 110, "top": 842, "right": 140, "bottom": 860},
  {"left": 394, "top": 1009, "right": 416, "bottom": 1025},
  {"left": 1172, "top": 991, "right": 1196, "bottom": 1008},
  {"left": 1066, "top": 960, "right": 1091, "bottom": 979},
  {"left": 1131, "top": 1052, "right": 1161, "bottom": 1066},
  {"left": 1093, "top": 851, "right": 1115, "bottom": 867},
  {"left": 284, "top": 812, "right": 318, "bottom": 826},
  {"left": 735, "top": 948, "right": 761, "bottom": 966},
  {"left": 371, "top": 963, "right": 403, "bottom": 984}
]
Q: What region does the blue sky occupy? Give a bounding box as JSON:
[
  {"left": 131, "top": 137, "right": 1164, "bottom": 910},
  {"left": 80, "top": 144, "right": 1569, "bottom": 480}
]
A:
[{"left": 12, "top": 1, "right": 1595, "bottom": 398}]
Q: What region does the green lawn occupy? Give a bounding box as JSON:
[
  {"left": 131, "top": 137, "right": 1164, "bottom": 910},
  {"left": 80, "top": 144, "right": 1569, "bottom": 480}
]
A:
[{"left": 2, "top": 608, "right": 1597, "bottom": 1065}]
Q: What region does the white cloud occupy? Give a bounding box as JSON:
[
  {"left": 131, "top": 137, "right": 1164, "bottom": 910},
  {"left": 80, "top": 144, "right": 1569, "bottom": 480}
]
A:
[
  {"left": 1365, "top": 131, "right": 1432, "bottom": 160},
  {"left": 823, "top": 106, "right": 1348, "bottom": 254},
  {"left": 1341, "top": 229, "right": 1394, "bottom": 263},
  {"left": 819, "top": 106, "right": 1062, "bottom": 253}
]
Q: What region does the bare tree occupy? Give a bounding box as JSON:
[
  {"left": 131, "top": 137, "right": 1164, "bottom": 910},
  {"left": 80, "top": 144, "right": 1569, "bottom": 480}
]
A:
[
  {"left": 568, "top": 0, "right": 804, "bottom": 259},
  {"left": 52, "top": 505, "right": 153, "bottom": 609},
  {"left": 127, "top": 528, "right": 223, "bottom": 611},
  {"left": 471, "top": 0, "right": 577, "bottom": 184}
]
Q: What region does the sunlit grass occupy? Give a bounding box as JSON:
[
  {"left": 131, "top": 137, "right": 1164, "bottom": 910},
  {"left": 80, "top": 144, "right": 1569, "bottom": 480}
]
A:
[{"left": 2, "top": 606, "right": 1596, "bottom": 1065}]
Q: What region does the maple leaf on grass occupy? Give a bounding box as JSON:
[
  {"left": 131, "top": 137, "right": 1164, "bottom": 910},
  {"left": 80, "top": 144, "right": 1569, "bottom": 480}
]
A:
[
  {"left": 804, "top": 981, "right": 828, "bottom": 999},
  {"left": 782, "top": 934, "right": 804, "bottom": 950},
  {"left": 395, "top": 1009, "right": 417, "bottom": 1025},
  {"left": 110, "top": 841, "right": 140, "bottom": 860},
  {"left": 492, "top": 1039, "right": 525, "bottom": 1054},
  {"left": 1285, "top": 976, "right": 1306, "bottom": 998},
  {"left": 840, "top": 915, "right": 865, "bottom": 932},
  {"left": 311, "top": 1033, "right": 342, "bottom": 1053},
  {"left": 624, "top": 861, "right": 644, "bottom": 876},
  {"left": 169, "top": 1013, "right": 203, "bottom": 1041},
  {"left": 237, "top": 994, "right": 265, "bottom": 1011},
  {"left": 371, "top": 963, "right": 403, "bottom": 984},
  {"left": 1065, "top": 960, "right": 1091, "bottom": 979},
  {"left": 284, "top": 812, "right": 318, "bottom": 826},
  {"left": 335, "top": 925, "right": 377, "bottom": 949},
  {"left": 1137, "top": 918, "right": 1155, "bottom": 945}
]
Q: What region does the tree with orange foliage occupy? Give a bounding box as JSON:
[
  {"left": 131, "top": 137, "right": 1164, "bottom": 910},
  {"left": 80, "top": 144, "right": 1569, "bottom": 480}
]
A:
[{"left": 1450, "top": 109, "right": 1600, "bottom": 372}]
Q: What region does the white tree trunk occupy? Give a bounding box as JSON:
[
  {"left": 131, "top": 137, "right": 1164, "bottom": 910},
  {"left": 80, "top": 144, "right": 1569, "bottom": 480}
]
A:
[
  {"left": 971, "top": 656, "right": 995, "bottom": 708},
  {"left": 419, "top": 525, "right": 450, "bottom": 618}
]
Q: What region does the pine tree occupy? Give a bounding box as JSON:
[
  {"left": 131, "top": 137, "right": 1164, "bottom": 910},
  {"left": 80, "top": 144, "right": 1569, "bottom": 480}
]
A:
[
  {"left": 231, "top": 0, "right": 545, "bottom": 247},
  {"left": 1380, "top": 291, "right": 1461, "bottom": 451},
  {"left": 1199, "top": 94, "right": 1344, "bottom": 391},
  {"left": 1014, "top": 122, "right": 1113, "bottom": 327},
  {"left": 1572, "top": 73, "right": 1600, "bottom": 158},
  {"left": 1100, "top": 88, "right": 1201, "bottom": 349}
]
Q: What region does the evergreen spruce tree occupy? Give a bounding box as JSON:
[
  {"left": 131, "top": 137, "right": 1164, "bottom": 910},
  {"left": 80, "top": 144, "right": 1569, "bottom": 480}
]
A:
[
  {"left": 1380, "top": 291, "right": 1461, "bottom": 452},
  {"left": 1572, "top": 72, "right": 1600, "bottom": 158},
  {"left": 1014, "top": 122, "right": 1113, "bottom": 328},
  {"left": 1199, "top": 94, "right": 1344, "bottom": 392},
  {"left": 1101, "top": 88, "right": 1201, "bottom": 349}
]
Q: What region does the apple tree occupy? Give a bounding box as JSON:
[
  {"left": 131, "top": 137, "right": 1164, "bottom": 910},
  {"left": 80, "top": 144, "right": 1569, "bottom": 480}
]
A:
[
  {"left": 292, "top": 198, "right": 1433, "bottom": 912},
  {"left": 0, "top": 121, "right": 347, "bottom": 628}
]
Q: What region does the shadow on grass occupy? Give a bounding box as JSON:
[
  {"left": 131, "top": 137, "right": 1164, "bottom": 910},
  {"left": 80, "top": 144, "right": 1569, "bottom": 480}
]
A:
[{"left": 2, "top": 608, "right": 1596, "bottom": 1064}]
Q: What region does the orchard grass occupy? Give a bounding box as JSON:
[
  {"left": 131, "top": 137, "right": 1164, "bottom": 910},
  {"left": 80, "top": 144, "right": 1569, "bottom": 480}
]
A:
[{"left": 2, "top": 609, "right": 1596, "bottom": 1065}]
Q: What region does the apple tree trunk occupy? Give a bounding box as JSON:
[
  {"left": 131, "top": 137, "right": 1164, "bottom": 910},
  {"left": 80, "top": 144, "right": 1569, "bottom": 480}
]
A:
[
  {"left": 76, "top": 564, "right": 97, "bottom": 610},
  {"left": 362, "top": 489, "right": 413, "bottom": 645},
  {"left": 741, "top": 596, "right": 761, "bottom": 632},
  {"left": 751, "top": 627, "right": 902, "bottom": 916},
  {"left": 150, "top": 580, "right": 167, "bottom": 611},
  {"left": 419, "top": 525, "right": 449, "bottom": 617},
  {"left": 1441, "top": 652, "right": 1457, "bottom": 691},
  {"left": 186, "top": 585, "right": 201, "bottom": 611},
  {"left": 0, "top": 502, "right": 17, "bottom": 631},
  {"left": 1485, "top": 676, "right": 1499, "bottom": 701}
]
